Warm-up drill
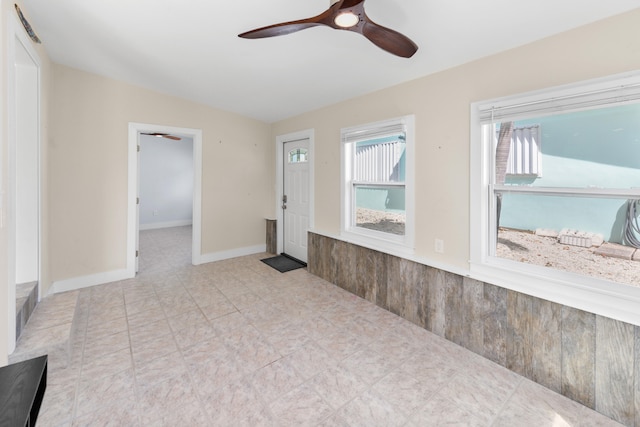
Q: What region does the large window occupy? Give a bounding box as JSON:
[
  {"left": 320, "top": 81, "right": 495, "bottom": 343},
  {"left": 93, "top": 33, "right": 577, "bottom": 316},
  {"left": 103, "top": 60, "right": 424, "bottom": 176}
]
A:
[
  {"left": 341, "top": 115, "right": 414, "bottom": 251},
  {"left": 471, "top": 72, "right": 640, "bottom": 325}
]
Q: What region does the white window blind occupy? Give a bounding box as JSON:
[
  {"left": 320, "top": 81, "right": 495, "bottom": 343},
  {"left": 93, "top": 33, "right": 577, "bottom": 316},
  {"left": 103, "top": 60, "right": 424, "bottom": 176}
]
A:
[
  {"left": 342, "top": 123, "right": 406, "bottom": 143},
  {"left": 478, "top": 74, "right": 640, "bottom": 123}
]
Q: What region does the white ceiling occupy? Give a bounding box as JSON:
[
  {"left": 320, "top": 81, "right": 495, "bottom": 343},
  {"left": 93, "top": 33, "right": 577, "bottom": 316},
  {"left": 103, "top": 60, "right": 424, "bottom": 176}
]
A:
[{"left": 20, "top": 0, "right": 639, "bottom": 123}]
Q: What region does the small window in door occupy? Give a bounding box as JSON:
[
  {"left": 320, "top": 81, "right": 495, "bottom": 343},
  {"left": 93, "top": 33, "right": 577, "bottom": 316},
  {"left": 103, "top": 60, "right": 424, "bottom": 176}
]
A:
[{"left": 288, "top": 148, "right": 308, "bottom": 163}]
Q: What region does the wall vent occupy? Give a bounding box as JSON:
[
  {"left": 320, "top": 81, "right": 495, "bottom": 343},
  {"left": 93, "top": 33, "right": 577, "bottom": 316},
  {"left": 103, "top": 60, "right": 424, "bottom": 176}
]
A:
[
  {"left": 507, "top": 125, "right": 541, "bottom": 176},
  {"left": 558, "top": 229, "right": 603, "bottom": 248}
]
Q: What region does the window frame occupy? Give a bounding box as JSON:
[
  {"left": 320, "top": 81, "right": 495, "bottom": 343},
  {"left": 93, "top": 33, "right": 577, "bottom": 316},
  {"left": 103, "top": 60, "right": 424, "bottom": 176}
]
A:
[
  {"left": 341, "top": 115, "right": 415, "bottom": 254},
  {"left": 470, "top": 71, "right": 640, "bottom": 327}
]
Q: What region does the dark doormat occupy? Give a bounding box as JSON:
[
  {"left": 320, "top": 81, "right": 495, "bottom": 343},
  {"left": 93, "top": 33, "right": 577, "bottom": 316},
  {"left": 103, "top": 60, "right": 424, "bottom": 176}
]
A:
[{"left": 261, "top": 254, "right": 306, "bottom": 273}]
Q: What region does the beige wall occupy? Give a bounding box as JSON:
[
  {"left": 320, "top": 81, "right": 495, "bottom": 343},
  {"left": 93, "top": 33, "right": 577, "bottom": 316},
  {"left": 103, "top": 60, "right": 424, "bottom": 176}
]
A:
[
  {"left": 271, "top": 8, "right": 640, "bottom": 271},
  {"left": 0, "top": 0, "right": 53, "bottom": 365},
  {"left": 49, "top": 65, "right": 273, "bottom": 284}
]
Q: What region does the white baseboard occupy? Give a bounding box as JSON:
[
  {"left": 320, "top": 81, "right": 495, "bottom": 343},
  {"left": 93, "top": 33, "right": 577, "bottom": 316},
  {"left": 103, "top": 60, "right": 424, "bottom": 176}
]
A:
[
  {"left": 49, "top": 243, "right": 266, "bottom": 294},
  {"left": 49, "top": 268, "right": 134, "bottom": 295},
  {"left": 140, "top": 220, "right": 193, "bottom": 231},
  {"left": 194, "top": 244, "right": 266, "bottom": 265}
]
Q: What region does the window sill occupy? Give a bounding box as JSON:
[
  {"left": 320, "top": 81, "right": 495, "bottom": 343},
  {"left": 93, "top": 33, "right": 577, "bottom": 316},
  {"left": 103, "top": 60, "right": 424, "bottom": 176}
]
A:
[{"left": 340, "top": 229, "right": 414, "bottom": 257}]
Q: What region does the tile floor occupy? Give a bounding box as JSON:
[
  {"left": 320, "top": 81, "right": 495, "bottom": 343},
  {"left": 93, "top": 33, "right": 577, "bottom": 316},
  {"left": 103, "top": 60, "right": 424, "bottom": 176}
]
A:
[{"left": 32, "top": 226, "right": 623, "bottom": 426}]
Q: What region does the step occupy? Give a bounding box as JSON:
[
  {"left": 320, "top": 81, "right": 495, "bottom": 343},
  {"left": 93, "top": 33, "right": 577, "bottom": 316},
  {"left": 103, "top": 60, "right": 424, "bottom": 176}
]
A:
[
  {"left": 15, "top": 282, "right": 38, "bottom": 341},
  {"left": 9, "top": 290, "right": 80, "bottom": 370},
  {"left": 557, "top": 229, "right": 604, "bottom": 248},
  {"left": 594, "top": 242, "right": 637, "bottom": 260}
]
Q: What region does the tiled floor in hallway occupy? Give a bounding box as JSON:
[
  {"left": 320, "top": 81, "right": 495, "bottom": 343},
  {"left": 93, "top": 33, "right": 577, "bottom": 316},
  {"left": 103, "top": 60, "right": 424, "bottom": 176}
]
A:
[{"left": 33, "top": 226, "right": 622, "bottom": 426}]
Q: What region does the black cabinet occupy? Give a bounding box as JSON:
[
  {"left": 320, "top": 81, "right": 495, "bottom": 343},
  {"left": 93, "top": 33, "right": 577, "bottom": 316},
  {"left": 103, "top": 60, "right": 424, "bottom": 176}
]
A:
[{"left": 0, "top": 355, "right": 47, "bottom": 427}]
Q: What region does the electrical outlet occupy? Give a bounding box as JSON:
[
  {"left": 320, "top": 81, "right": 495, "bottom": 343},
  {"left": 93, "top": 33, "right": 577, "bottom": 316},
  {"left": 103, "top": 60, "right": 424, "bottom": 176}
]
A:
[
  {"left": 434, "top": 238, "right": 444, "bottom": 254},
  {"left": 153, "top": 210, "right": 159, "bottom": 216}
]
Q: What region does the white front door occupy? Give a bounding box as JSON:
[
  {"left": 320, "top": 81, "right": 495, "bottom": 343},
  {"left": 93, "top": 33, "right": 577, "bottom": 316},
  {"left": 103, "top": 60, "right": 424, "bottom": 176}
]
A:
[{"left": 283, "top": 139, "right": 310, "bottom": 262}]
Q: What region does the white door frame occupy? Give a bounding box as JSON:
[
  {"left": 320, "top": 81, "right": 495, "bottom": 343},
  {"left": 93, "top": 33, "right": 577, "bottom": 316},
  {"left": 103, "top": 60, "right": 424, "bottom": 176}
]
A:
[
  {"left": 127, "top": 123, "right": 203, "bottom": 273},
  {"left": 275, "top": 129, "right": 314, "bottom": 256},
  {"left": 6, "top": 15, "right": 42, "bottom": 354}
]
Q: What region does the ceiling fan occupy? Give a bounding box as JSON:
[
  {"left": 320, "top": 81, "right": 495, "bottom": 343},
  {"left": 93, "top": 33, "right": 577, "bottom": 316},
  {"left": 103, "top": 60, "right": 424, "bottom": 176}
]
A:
[
  {"left": 141, "top": 132, "right": 182, "bottom": 141},
  {"left": 238, "top": 0, "right": 418, "bottom": 58}
]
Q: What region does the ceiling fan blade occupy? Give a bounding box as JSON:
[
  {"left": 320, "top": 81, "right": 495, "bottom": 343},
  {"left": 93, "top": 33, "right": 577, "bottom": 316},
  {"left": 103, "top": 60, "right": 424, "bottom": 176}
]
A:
[
  {"left": 141, "top": 132, "right": 182, "bottom": 140},
  {"left": 359, "top": 20, "right": 418, "bottom": 58},
  {"left": 239, "top": 6, "right": 337, "bottom": 39},
  {"left": 239, "top": 21, "right": 324, "bottom": 39}
]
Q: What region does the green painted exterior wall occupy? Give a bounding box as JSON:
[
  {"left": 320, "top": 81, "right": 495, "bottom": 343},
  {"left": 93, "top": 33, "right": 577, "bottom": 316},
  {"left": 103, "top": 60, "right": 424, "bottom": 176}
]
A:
[{"left": 500, "top": 103, "right": 640, "bottom": 242}]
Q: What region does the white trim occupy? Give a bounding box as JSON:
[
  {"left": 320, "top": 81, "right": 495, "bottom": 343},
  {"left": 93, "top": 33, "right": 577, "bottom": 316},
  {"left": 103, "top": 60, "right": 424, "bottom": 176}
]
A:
[
  {"left": 470, "top": 72, "right": 640, "bottom": 327},
  {"left": 6, "top": 15, "right": 42, "bottom": 355},
  {"left": 49, "top": 269, "right": 132, "bottom": 295},
  {"left": 127, "top": 125, "right": 138, "bottom": 277},
  {"left": 49, "top": 243, "right": 266, "bottom": 293},
  {"left": 139, "top": 220, "right": 193, "bottom": 231},
  {"left": 193, "top": 132, "right": 203, "bottom": 263},
  {"left": 275, "top": 129, "right": 315, "bottom": 256},
  {"left": 469, "top": 106, "right": 489, "bottom": 267},
  {"left": 128, "top": 123, "right": 203, "bottom": 275},
  {"left": 194, "top": 244, "right": 266, "bottom": 265}
]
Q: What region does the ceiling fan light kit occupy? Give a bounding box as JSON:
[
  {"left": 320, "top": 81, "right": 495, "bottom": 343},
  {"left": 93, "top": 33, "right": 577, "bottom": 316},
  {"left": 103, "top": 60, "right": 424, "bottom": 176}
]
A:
[
  {"left": 334, "top": 12, "right": 359, "bottom": 28},
  {"left": 238, "top": 0, "right": 418, "bottom": 58}
]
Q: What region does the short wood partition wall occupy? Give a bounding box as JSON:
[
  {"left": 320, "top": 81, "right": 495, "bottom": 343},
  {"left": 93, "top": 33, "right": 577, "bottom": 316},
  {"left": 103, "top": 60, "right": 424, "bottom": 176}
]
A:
[
  {"left": 307, "top": 232, "right": 640, "bottom": 427},
  {"left": 266, "top": 219, "right": 277, "bottom": 255}
]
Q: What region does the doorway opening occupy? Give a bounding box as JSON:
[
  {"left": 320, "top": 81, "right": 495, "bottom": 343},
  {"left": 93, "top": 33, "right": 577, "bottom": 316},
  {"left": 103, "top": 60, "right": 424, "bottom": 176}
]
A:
[
  {"left": 127, "top": 124, "right": 203, "bottom": 276},
  {"left": 138, "top": 133, "right": 194, "bottom": 273},
  {"left": 276, "top": 129, "right": 314, "bottom": 263},
  {"left": 8, "top": 20, "right": 42, "bottom": 353}
]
